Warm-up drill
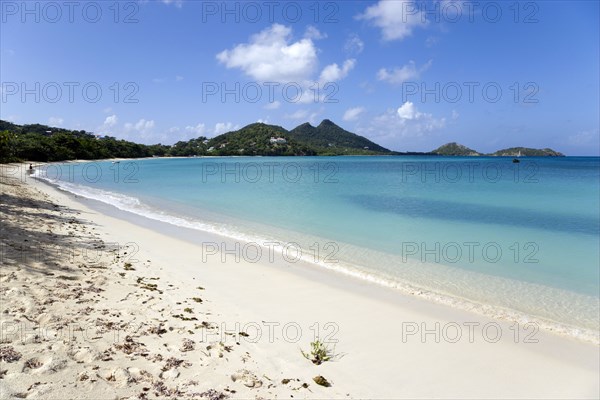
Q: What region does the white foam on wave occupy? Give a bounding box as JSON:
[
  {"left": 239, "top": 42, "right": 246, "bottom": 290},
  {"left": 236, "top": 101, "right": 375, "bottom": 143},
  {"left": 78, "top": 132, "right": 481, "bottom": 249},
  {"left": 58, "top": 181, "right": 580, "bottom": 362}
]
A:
[{"left": 33, "top": 169, "right": 600, "bottom": 345}]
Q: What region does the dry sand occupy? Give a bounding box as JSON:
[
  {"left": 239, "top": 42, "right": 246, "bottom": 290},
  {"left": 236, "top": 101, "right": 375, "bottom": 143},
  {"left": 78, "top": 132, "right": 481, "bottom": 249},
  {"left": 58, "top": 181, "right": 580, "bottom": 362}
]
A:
[{"left": 1, "top": 163, "right": 598, "bottom": 399}]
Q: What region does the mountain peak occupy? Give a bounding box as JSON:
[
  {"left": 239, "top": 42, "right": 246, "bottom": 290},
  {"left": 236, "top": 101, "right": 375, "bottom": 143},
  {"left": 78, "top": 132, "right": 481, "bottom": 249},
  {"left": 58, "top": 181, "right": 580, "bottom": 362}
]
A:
[
  {"left": 318, "top": 119, "right": 336, "bottom": 127},
  {"left": 289, "top": 119, "right": 390, "bottom": 154}
]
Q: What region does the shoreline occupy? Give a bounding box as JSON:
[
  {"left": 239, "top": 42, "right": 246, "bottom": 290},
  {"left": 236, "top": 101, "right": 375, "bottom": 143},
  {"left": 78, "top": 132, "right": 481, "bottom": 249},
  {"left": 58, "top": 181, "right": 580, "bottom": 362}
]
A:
[
  {"left": 2, "top": 163, "right": 599, "bottom": 398},
  {"left": 27, "top": 161, "right": 600, "bottom": 345}
]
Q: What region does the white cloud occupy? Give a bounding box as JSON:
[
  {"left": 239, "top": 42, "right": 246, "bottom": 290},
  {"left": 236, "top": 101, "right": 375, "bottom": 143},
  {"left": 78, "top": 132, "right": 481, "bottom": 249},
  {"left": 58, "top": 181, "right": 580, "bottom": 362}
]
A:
[
  {"left": 217, "top": 24, "right": 318, "bottom": 83},
  {"left": 285, "top": 109, "right": 309, "bottom": 120},
  {"left": 425, "top": 36, "right": 438, "bottom": 48},
  {"left": 357, "top": 0, "right": 428, "bottom": 41},
  {"left": 343, "top": 107, "right": 366, "bottom": 121},
  {"left": 304, "top": 26, "right": 327, "bottom": 40},
  {"left": 185, "top": 123, "right": 206, "bottom": 136},
  {"left": 97, "top": 115, "right": 117, "bottom": 135},
  {"left": 214, "top": 122, "right": 239, "bottom": 135},
  {"left": 284, "top": 109, "right": 321, "bottom": 124},
  {"left": 359, "top": 81, "right": 376, "bottom": 94},
  {"left": 48, "top": 117, "right": 64, "bottom": 126},
  {"left": 567, "top": 129, "right": 599, "bottom": 146},
  {"left": 357, "top": 105, "right": 446, "bottom": 145},
  {"left": 397, "top": 101, "right": 421, "bottom": 120},
  {"left": 452, "top": 110, "right": 459, "bottom": 120},
  {"left": 125, "top": 119, "right": 155, "bottom": 134},
  {"left": 377, "top": 60, "right": 432, "bottom": 85},
  {"left": 218, "top": 24, "right": 356, "bottom": 106},
  {"left": 175, "top": 75, "right": 184, "bottom": 81},
  {"left": 264, "top": 100, "right": 281, "bottom": 110},
  {"left": 319, "top": 59, "right": 356, "bottom": 83},
  {"left": 136, "top": 119, "right": 155, "bottom": 132},
  {"left": 344, "top": 34, "right": 364, "bottom": 55},
  {"left": 103, "top": 114, "right": 118, "bottom": 127},
  {"left": 162, "top": 0, "right": 183, "bottom": 7}
]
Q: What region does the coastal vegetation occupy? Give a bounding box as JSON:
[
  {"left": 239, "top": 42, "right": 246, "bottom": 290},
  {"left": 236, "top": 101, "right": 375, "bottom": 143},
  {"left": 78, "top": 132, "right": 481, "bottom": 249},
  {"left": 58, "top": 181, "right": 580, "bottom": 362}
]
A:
[
  {"left": 433, "top": 141, "right": 564, "bottom": 157},
  {"left": 432, "top": 142, "right": 480, "bottom": 156},
  {"left": 289, "top": 119, "right": 391, "bottom": 155},
  {"left": 489, "top": 147, "right": 565, "bottom": 157},
  {"left": 0, "top": 120, "right": 162, "bottom": 162},
  {"left": 0, "top": 119, "right": 564, "bottom": 163},
  {"left": 302, "top": 339, "right": 337, "bottom": 365}
]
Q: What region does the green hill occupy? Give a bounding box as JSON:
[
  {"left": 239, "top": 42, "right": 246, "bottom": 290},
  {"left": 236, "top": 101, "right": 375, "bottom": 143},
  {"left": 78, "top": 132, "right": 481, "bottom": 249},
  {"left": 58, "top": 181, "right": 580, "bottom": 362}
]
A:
[
  {"left": 289, "top": 119, "right": 391, "bottom": 155},
  {"left": 0, "top": 119, "right": 391, "bottom": 161},
  {"left": 1, "top": 119, "right": 567, "bottom": 163},
  {"left": 490, "top": 147, "right": 564, "bottom": 157},
  {"left": 202, "top": 119, "right": 392, "bottom": 156},
  {"left": 206, "top": 123, "right": 315, "bottom": 156},
  {"left": 0, "top": 120, "right": 168, "bottom": 162},
  {"left": 432, "top": 142, "right": 480, "bottom": 156},
  {"left": 432, "top": 142, "right": 564, "bottom": 157}
]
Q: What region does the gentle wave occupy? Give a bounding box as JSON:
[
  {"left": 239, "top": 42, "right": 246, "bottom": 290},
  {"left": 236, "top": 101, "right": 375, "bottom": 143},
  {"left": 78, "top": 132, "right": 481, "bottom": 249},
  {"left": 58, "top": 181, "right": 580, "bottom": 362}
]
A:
[{"left": 33, "top": 170, "right": 600, "bottom": 345}]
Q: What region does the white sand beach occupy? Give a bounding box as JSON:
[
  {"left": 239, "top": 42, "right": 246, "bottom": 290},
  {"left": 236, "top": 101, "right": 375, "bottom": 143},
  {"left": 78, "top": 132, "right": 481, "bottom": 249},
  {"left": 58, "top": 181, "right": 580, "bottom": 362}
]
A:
[{"left": 1, "top": 163, "right": 598, "bottom": 399}]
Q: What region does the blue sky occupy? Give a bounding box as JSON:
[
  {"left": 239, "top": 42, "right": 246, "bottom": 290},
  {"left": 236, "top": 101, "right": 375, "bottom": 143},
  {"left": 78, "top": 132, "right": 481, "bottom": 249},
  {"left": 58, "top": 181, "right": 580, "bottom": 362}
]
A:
[{"left": 1, "top": 0, "right": 598, "bottom": 154}]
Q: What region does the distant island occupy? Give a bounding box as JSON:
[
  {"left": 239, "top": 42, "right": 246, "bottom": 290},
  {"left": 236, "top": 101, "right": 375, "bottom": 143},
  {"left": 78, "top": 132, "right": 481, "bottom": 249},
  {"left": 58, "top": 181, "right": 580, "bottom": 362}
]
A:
[
  {"left": 0, "top": 119, "right": 564, "bottom": 163},
  {"left": 432, "top": 142, "right": 564, "bottom": 157}
]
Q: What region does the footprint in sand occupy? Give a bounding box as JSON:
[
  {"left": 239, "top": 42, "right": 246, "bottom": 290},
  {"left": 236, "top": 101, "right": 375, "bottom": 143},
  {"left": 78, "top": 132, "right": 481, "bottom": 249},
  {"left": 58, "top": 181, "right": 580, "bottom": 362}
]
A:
[
  {"left": 68, "top": 346, "right": 102, "bottom": 363},
  {"left": 231, "top": 369, "right": 263, "bottom": 388},
  {"left": 103, "top": 367, "right": 133, "bottom": 387},
  {"left": 22, "top": 356, "right": 67, "bottom": 374}
]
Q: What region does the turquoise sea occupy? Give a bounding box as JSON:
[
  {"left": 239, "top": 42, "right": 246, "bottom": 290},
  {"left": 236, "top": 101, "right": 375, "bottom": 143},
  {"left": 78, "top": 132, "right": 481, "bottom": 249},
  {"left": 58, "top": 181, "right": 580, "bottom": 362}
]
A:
[{"left": 35, "top": 156, "right": 600, "bottom": 339}]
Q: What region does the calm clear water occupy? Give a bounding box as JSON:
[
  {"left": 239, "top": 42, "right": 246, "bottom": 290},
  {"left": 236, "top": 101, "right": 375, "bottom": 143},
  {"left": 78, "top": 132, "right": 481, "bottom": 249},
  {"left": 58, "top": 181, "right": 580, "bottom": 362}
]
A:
[{"left": 36, "top": 156, "right": 600, "bottom": 337}]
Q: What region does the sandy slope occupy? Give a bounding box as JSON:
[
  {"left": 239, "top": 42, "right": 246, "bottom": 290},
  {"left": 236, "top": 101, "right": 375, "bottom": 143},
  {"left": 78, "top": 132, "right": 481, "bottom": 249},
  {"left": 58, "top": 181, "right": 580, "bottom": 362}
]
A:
[{"left": 0, "top": 163, "right": 598, "bottom": 399}]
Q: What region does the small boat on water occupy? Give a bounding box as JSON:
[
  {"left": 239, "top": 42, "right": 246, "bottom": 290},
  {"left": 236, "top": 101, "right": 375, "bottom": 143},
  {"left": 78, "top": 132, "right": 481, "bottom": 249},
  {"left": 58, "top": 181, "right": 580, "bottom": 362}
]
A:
[
  {"left": 512, "top": 150, "right": 522, "bottom": 163},
  {"left": 112, "top": 161, "right": 120, "bottom": 164}
]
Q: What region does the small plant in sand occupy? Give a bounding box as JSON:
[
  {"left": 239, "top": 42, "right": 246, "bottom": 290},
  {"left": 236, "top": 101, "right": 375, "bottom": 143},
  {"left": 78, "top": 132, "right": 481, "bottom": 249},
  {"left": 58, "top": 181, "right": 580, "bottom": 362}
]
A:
[{"left": 301, "top": 339, "right": 336, "bottom": 365}]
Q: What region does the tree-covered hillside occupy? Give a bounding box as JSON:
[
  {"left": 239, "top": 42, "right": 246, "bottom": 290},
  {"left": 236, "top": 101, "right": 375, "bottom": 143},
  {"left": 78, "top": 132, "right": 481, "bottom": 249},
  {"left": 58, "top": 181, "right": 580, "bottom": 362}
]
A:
[
  {"left": 0, "top": 121, "right": 169, "bottom": 163},
  {"left": 432, "top": 142, "right": 480, "bottom": 156},
  {"left": 206, "top": 123, "right": 316, "bottom": 156},
  {"left": 0, "top": 120, "right": 390, "bottom": 162},
  {"left": 0, "top": 119, "right": 566, "bottom": 164},
  {"left": 432, "top": 142, "right": 564, "bottom": 157},
  {"left": 289, "top": 119, "right": 390, "bottom": 155},
  {"left": 490, "top": 147, "right": 565, "bottom": 157}
]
